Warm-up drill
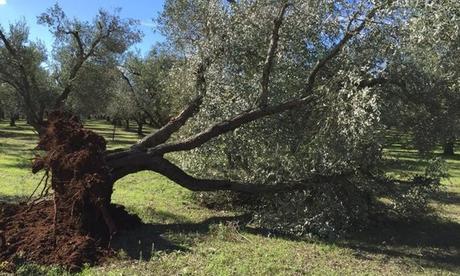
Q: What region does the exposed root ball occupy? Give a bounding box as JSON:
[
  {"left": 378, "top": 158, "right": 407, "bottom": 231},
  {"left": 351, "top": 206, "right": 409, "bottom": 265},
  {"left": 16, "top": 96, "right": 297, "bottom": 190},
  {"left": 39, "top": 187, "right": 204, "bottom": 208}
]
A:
[{"left": 0, "top": 111, "right": 141, "bottom": 271}]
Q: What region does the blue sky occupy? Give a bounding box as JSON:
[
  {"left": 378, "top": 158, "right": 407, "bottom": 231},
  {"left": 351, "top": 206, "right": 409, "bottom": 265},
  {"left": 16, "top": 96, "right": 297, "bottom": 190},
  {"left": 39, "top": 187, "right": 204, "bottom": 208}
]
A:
[{"left": 0, "top": 0, "right": 166, "bottom": 55}]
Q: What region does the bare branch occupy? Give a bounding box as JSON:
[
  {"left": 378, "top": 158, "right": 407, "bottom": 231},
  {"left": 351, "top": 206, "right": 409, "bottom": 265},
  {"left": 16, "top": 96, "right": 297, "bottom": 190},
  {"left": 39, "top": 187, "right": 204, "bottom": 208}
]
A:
[
  {"left": 258, "top": 2, "right": 291, "bottom": 107},
  {"left": 64, "top": 30, "right": 85, "bottom": 56},
  {"left": 357, "top": 76, "right": 388, "bottom": 89}
]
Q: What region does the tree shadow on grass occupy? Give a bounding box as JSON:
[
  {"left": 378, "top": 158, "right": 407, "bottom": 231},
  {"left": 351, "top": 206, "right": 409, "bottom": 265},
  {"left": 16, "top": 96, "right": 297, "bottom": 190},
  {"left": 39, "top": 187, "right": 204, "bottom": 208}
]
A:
[
  {"left": 0, "top": 129, "right": 37, "bottom": 140},
  {"left": 432, "top": 190, "right": 460, "bottom": 205},
  {"left": 338, "top": 216, "right": 460, "bottom": 271},
  {"left": 110, "top": 214, "right": 252, "bottom": 261},
  {"left": 111, "top": 209, "right": 460, "bottom": 272},
  {"left": 0, "top": 194, "right": 28, "bottom": 204}
]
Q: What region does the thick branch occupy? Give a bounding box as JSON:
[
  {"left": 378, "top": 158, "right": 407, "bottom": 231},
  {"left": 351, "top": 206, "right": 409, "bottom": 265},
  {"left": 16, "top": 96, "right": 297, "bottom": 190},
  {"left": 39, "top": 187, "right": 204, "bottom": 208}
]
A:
[
  {"left": 135, "top": 95, "right": 203, "bottom": 150},
  {"left": 357, "top": 76, "right": 388, "bottom": 89},
  {"left": 145, "top": 3, "right": 384, "bottom": 156},
  {"left": 0, "top": 74, "right": 20, "bottom": 91},
  {"left": 153, "top": 157, "right": 309, "bottom": 193},
  {"left": 54, "top": 57, "right": 85, "bottom": 108},
  {"left": 108, "top": 153, "right": 339, "bottom": 193},
  {"left": 114, "top": 3, "right": 389, "bottom": 158},
  {"left": 148, "top": 94, "right": 315, "bottom": 155},
  {"left": 64, "top": 30, "right": 85, "bottom": 56},
  {"left": 258, "top": 2, "right": 290, "bottom": 107},
  {"left": 195, "top": 59, "right": 208, "bottom": 97},
  {"left": 0, "top": 30, "right": 16, "bottom": 56}
]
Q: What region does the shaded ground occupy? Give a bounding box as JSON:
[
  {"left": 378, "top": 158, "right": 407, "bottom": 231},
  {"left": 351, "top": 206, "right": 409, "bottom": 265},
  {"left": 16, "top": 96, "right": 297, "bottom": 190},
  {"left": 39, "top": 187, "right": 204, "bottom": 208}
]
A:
[
  {"left": 103, "top": 210, "right": 460, "bottom": 271},
  {"left": 344, "top": 216, "right": 460, "bottom": 270}
]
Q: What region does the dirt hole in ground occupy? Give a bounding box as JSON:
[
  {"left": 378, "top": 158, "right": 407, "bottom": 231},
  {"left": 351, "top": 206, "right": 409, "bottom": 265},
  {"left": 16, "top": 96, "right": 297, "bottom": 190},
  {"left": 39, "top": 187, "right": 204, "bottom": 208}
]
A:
[{"left": 0, "top": 111, "right": 141, "bottom": 272}]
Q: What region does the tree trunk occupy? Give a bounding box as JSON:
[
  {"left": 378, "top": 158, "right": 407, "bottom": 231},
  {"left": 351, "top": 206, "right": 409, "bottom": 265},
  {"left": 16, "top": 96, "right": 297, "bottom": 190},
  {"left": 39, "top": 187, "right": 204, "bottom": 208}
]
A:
[
  {"left": 9, "top": 113, "right": 18, "bottom": 127},
  {"left": 136, "top": 121, "right": 144, "bottom": 136},
  {"left": 443, "top": 138, "right": 455, "bottom": 156},
  {"left": 23, "top": 110, "right": 46, "bottom": 134},
  {"left": 124, "top": 119, "right": 130, "bottom": 131}
]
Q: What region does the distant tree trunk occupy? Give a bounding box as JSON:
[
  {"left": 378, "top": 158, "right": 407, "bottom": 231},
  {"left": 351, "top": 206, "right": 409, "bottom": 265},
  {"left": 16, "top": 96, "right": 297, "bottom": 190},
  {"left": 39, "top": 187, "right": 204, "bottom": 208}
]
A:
[
  {"left": 23, "top": 110, "right": 46, "bottom": 134},
  {"left": 136, "top": 121, "right": 144, "bottom": 136},
  {"left": 112, "top": 123, "right": 117, "bottom": 142},
  {"left": 0, "top": 108, "right": 4, "bottom": 121},
  {"left": 443, "top": 137, "right": 455, "bottom": 156},
  {"left": 112, "top": 118, "right": 122, "bottom": 127},
  {"left": 9, "top": 113, "right": 18, "bottom": 127},
  {"left": 124, "top": 119, "right": 130, "bottom": 131}
]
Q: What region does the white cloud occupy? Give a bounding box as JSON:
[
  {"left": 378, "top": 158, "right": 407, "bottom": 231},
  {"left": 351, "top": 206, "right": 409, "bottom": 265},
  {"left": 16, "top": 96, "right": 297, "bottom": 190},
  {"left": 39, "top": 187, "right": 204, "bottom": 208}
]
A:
[{"left": 0, "top": 0, "right": 6, "bottom": 6}]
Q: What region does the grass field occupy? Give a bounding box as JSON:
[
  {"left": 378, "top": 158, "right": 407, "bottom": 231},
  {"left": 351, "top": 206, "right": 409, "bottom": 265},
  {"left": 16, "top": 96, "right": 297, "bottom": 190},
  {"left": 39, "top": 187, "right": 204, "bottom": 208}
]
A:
[{"left": 1, "top": 120, "right": 459, "bottom": 275}]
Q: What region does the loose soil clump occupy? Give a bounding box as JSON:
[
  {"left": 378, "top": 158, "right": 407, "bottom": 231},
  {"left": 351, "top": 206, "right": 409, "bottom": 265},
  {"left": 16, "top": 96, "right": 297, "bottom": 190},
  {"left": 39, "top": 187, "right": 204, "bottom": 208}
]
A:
[{"left": 0, "top": 111, "right": 141, "bottom": 271}]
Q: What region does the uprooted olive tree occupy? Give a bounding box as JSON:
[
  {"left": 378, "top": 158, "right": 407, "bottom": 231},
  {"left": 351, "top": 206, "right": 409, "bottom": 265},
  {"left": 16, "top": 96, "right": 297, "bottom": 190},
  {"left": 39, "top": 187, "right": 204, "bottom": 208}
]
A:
[{"left": 0, "top": 0, "right": 454, "bottom": 270}]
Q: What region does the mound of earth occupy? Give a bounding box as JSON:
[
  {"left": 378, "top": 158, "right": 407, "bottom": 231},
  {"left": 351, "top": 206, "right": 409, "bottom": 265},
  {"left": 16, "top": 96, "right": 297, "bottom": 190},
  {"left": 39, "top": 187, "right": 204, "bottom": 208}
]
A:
[{"left": 0, "top": 111, "right": 141, "bottom": 272}]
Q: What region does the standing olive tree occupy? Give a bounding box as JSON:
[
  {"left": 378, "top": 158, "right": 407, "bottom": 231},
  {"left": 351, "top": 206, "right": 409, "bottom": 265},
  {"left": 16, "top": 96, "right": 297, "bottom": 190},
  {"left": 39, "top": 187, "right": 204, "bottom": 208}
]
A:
[
  {"left": 107, "top": 48, "right": 177, "bottom": 134},
  {"left": 0, "top": 83, "right": 23, "bottom": 126},
  {"left": 0, "top": 22, "right": 54, "bottom": 130},
  {"left": 0, "top": 4, "right": 141, "bottom": 132},
  {"left": 405, "top": 0, "right": 460, "bottom": 155}
]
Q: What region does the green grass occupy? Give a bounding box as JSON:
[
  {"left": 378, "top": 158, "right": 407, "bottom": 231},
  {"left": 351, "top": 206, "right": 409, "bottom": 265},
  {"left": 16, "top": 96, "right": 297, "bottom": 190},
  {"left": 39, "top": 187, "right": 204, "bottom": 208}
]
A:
[
  {"left": 1, "top": 120, "right": 459, "bottom": 275},
  {"left": 384, "top": 141, "right": 460, "bottom": 186}
]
